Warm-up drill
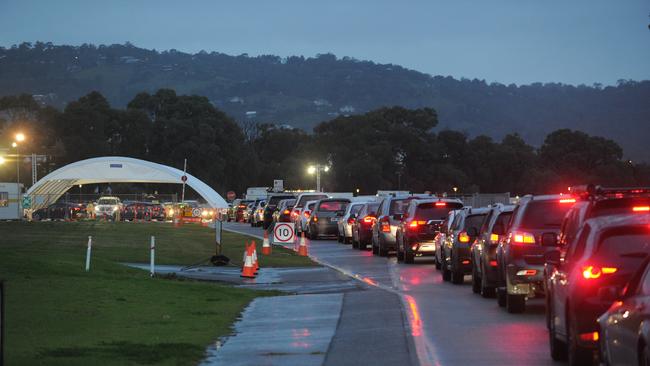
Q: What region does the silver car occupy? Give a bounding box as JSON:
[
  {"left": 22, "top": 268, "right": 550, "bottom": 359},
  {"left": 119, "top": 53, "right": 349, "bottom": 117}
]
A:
[
  {"left": 371, "top": 194, "right": 429, "bottom": 257},
  {"left": 337, "top": 202, "right": 367, "bottom": 244}
]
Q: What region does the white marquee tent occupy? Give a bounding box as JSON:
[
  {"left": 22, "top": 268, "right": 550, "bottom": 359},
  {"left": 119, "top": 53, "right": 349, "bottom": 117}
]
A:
[{"left": 26, "top": 156, "right": 228, "bottom": 210}]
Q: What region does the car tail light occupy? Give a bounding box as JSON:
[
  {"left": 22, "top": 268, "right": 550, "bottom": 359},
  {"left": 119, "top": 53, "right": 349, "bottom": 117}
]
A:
[
  {"left": 381, "top": 216, "right": 391, "bottom": 232},
  {"left": 489, "top": 260, "right": 498, "bottom": 267},
  {"left": 633, "top": 206, "right": 650, "bottom": 212},
  {"left": 283, "top": 209, "right": 290, "bottom": 215},
  {"left": 304, "top": 210, "right": 311, "bottom": 218},
  {"left": 347, "top": 217, "right": 356, "bottom": 225},
  {"left": 411, "top": 244, "right": 418, "bottom": 251},
  {"left": 435, "top": 202, "right": 447, "bottom": 207},
  {"left": 516, "top": 269, "right": 537, "bottom": 276},
  {"left": 409, "top": 220, "right": 427, "bottom": 230},
  {"left": 579, "top": 332, "right": 599, "bottom": 342},
  {"left": 313, "top": 215, "right": 318, "bottom": 223},
  {"left": 512, "top": 231, "right": 536, "bottom": 244},
  {"left": 490, "top": 233, "right": 499, "bottom": 242},
  {"left": 559, "top": 198, "right": 576, "bottom": 204},
  {"left": 582, "top": 265, "right": 618, "bottom": 279},
  {"left": 458, "top": 231, "right": 470, "bottom": 243},
  {"left": 362, "top": 216, "right": 375, "bottom": 224},
  {"left": 462, "top": 260, "right": 470, "bottom": 265}
]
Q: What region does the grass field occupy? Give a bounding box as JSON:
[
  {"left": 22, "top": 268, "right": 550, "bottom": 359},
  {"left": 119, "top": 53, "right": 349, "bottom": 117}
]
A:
[{"left": 0, "top": 221, "right": 315, "bottom": 365}]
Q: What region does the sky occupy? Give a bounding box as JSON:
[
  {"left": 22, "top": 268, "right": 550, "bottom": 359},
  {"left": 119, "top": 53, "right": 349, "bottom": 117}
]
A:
[{"left": 0, "top": 0, "right": 648, "bottom": 85}]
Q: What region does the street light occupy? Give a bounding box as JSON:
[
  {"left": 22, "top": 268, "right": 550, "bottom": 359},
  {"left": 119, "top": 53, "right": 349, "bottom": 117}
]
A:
[
  {"left": 307, "top": 164, "right": 330, "bottom": 192},
  {"left": 0, "top": 156, "right": 5, "bottom": 165},
  {"left": 15, "top": 133, "right": 25, "bottom": 142}
]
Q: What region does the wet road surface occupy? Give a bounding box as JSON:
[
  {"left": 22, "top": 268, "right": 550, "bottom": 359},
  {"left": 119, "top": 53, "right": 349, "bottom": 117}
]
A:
[{"left": 224, "top": 223, "right": 556, "bottom": 366}]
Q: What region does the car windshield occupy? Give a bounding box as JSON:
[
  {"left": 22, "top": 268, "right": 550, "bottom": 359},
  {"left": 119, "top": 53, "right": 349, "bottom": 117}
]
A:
[
  {"left": 350, "top": 204, "right": 364, "bottom": 215},
  {"left": 319, "top": 200, "right": 348, "bottom": 212},
  {"left": 268, "top": 196, "right": 294, "bottom": 206},
  {"left": 592, "top": 197, "right": 650, "bottom": 217},
  {"left": 521, "top": 201, "right": 572, "bottom": 229},
  {"left": 98, "top": 198, "right": 118, "bottom": 205},
  {"left": 390, "top": 198, "right": 419, "bottom": 215},
  {"left": 296, "top": 194, "right": 328, "bottom": 208},
  {"left": 596, "top": 229, "right": 650, "bottom": 272},
  {"left": 415, "top": 202, "right": 464, "bottom": 220}
]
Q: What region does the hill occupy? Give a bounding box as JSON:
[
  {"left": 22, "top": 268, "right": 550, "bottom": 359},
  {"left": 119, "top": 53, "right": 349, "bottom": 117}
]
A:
[{"left": 1, "top": 42, "right": 648, "bottom": 160}]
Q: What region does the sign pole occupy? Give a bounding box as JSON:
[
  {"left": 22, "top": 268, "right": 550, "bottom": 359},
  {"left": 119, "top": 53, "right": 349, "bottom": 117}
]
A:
[{"left": 181, "top": 158, "right": 187, "bottom": 203}]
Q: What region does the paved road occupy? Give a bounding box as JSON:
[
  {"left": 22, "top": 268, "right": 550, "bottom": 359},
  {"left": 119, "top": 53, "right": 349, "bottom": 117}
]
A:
[{"left": 224, "top": 222, "right": 556, "bottom": 366}]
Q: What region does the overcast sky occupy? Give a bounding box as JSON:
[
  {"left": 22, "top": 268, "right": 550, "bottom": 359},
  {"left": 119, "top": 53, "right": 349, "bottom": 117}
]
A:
[{"left": 1, "top": 0, "right": 648, "bottom": 85}]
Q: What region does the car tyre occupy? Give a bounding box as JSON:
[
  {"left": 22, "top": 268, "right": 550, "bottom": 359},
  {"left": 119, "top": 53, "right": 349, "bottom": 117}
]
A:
[
  {"left": 442, "top": 263, "right": 451, "bottom": 282},
  {"left": 404, "top": 249, "right": 414, "bottom": 264},
  {"left": 548, "top": 303, "right": 567, "bottom": 361},
  {"left": 372, "top": 243, "right": 379, "bottom": 255},
  {"left": 506, "top": 293, "right": 526, "bottom": 314},
  {"left": 567, "top": 316, "right": 593, "bottom": 366},
  {"left": 497, "top": 287, "right": 507, "bottom": 307},
  {"left": 397, "top": 245, "right": 405, "bottom": 262},
  {"left": 378, "top": 238, "right": 389, "bottom": 257},
  {"left": 471, "top": 265, "right": 481, "bottom": 293},
  {"left": 639, "top": 340, "right": 650, "bottom": 366},
  {"left": 451, "top": 268, "right": 464, "bottom": 284}
]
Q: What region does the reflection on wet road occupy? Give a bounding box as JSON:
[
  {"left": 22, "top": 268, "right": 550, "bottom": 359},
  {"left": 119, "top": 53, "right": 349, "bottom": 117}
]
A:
[{"left": 225, "top": 223, "right": 556, "bottom": 366}]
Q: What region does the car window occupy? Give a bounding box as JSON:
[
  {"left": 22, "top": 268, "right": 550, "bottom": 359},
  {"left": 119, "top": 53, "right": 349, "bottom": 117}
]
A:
[
  {"left": 493, "top": 212, "right": 512, "bottom": 233},
  {"left": 564, "top": 225, "right": 591, "bottom": 266},
  {"left": 480, "top": 209, "right": 495, "bottom": 234},
  {"left": 450, "top": 211, "right": 464, "bottom": 230},
  {"left": 640, "top": 266, "right": 650, "bottom": 296},
  {"left": 296, "top": 194, "right": 328, "bottom": 208},
  {"left": 520, "top": 201, "right": 572, "bottom": 229},
  {"left": 318, "top": 201, "right": 348, "bottom": 212},
  {"left": 350, "top": 204, "right": 364, "bottom": 215},
  {"left": 389, "top": 198, "right": 420, "bottom": 215},
  {"left": 464, "top": 214, "right": 487, "bottom": 231},
  {"left": 415, "top": 202, "right": 464, "bottom": 221},
  {"left": 268, "top": 196, "right": 294, "bottom": 206},
  {"left": 366, "top": 203, "right": 380, "bottom": 216},
  {"left": 594, "top": 230, "right": 650, "bottom": 273}
]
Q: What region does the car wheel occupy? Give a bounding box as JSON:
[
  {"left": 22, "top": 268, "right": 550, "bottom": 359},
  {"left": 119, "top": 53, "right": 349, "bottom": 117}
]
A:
[
  {"left": 404, "top": 248, "right": 414, "bottom": 264},
  {"left": 358, "top": 240, "right": 366, "bottom": 250},
  {"left": 471, "top": 268, "right": 481, "bottom": 294},
  {"left": 378, "top": 238, "right": 389, "bottom": 257},
  {"left": 497, "top": 288, "right": 507, "bottom": 307},
  {"left": 639, "top": 340, "right": 650, "bottom": 366},
  {"left": 480, "top": 266, "right": 496, "bottom": 298},
  {"left": 352, "top": 235, "right": 359, "bottom": 249},
  {"left": 397, "top": 244, "right": 405, "bottom": 261},
  {"left": 548, "top": 302, "right": 567, "bottom": 361},
  {"left": 435, "top": 253, "right": 442, "bottom": 270},
  {"left": 372, "top": 242, "right": 379, "bottom": 255},
  {"left": 451, "top": 268, "right": 464, "bottom": 284},
  {"left": 442, "top": 262, "right": 451, "bottom": 282},
  {"left": 506, "top": 293, "right": 526, "bottom": 314},
  {"left": 567, "top": 316, "right": 593, "bottom": 366}
]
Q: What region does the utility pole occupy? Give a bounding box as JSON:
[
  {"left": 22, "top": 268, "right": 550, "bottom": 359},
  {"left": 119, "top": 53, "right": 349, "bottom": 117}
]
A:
[{"left": 181, "top": 158, "right": 187, "bottom": 202}]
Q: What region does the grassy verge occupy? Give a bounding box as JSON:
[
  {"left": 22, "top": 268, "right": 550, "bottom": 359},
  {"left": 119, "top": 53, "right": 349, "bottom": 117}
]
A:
[{"left": 0, "top": 221, "right": 315, "bottom": 365}]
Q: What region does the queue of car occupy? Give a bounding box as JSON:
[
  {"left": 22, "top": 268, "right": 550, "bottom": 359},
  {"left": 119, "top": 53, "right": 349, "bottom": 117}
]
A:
[{"left": 269, "top": 185, "right": 648, "bottom": 366}]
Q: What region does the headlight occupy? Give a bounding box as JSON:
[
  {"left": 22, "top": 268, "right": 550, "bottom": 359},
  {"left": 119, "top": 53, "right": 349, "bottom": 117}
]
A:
[{"left": 112, "top": 207, "right": 118, "bottom": 212}]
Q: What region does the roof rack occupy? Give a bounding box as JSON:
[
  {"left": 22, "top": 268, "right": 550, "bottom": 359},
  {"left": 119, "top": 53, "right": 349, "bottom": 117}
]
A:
[{"left": 570, "top": 185, "right": 650, "bottom": 199}]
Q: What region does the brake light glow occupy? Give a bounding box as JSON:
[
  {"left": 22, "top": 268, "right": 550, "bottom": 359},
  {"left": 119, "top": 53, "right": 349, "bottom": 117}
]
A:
[
  {"left": 490, "top": 233, "right": 499, "bottom": 242},
  {"left": 579, "top": 332, "right": 599, "bottom": 342},
  {"left": 313, "top": 216, "right": 318, "bottom": 223},
  {"left": 559, "top": 198, "right": 576, "bottom": 204},
  {"left": 362, "top": 216, "right": 375, "bottom": 224},
  {"left": 381, "top": 217, "right": 391, "bottom": 232},
  {"left": 512, "top": 232, "right": 535, "bottom": 244},
  {"left": 489, "top": 260, "right": 498, "bottom": 267},
  {"left": 633, "top": 206, "right": 650, "bottom": 212},
  {"left": 582, "top": 265, "right": 618, "bottom": 279},
  {"left": 516, "top": 269, "right": 537, "bottom": 276},
  {"left": 458, "top": 231, "right": 470, "bottom": 243},
  {"left": 283, "top": 209, "right": 290, "bottom": 215},
  {"left": 347, "top": 217, "right": 355, "bottom": 225},
  {"left": 435, "top": 202, "right": 447, "bottom": 207},
  {"left": 304, "top": 211, "right": 311, "bottom": 218},
  {"left": 462, "top": 260, "right": 470, "bottom": 265},
  {"left": 409, "top": 220, "right": 427, "bottom": 229}
]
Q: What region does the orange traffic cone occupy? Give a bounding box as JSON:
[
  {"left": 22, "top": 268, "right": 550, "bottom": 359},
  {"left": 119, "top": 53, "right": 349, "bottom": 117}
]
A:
[
  {"left": 251, "top": 240, "right": 259, "bottom": 273},
  {"left": 298, "top": 233, "right": 308, "bottom": 256},
  {"left": 241, "top": 242, "right": 256, "bottom": 278},
  {"left": 262, "top": 231, "right": 272, "bottom": 255}
]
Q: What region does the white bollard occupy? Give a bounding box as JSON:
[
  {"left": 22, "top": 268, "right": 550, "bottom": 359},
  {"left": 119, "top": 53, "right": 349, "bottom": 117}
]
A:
[
  {"left": 150, "top": 235, "right": 155, "bottom": 277},
  {"left": 85, "top": 236, "right": 92, "bottom": 271}
]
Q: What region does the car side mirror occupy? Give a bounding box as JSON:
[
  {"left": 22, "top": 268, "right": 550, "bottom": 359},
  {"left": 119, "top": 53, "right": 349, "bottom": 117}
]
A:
[
  {"left": 393, "top": 213, "right": 404, "bottom": 220},
  {"left": 598, "top": 286, "right": 623, "bottom": 302},
  {"left": 492, "top": 223, "right": 505, "bottom": 235},
  {"left": 466, "top": 227, "right": 479, "bottom": 237},
  {"left": 541, "top": 233, "right": 559, "bottom": 247},
  {"left": 544, "top": 250, "right": 562, "bottom": 266}
]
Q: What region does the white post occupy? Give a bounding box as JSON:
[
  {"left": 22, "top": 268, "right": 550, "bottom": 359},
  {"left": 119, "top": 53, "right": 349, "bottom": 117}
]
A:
[
  {"left": 150, "top": 236, "right": 155, "bottom": 277},
  {"left": 85, "top": 236, "right": 92, "bottom": 271},
  {"left": 181, "top": 158, "right": 187, "bottom": 202}
]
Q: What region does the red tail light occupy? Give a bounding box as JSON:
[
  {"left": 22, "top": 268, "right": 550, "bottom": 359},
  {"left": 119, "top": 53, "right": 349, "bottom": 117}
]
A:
[
  {"left": 380, "top": 216, "right": 391, "bottom": 232},
  {"left": 462, "top": 260, "right": 470, "bottom": 265},
  {"left": 362, "top": 216, "right": 376, "bottom": 224},
  {"left": 579, "top": 332, "right": 599, "bottom": 342},
  {"left": 347, "top": 217, "right": 356, "bottom": 225},
  {"left": 511, "top": 231, "right": 536, "bottom": 244},
  {"left": 283, "top": 209, "right": 290, "bottom": 215},
  {"left": 435, "top": 202, "right": 447, "bottom": 207},
  {"left": 408, "top": 220, "right": 427, "bottom": 230},
  {"left": 489, "top": 260, "right": 498, "bottom": 267},
  {"left": 313, "top": 216, "right": 318, "bottom": 223},
  {"left": 633, "top": 206, "right": 650, "bottom": 212},
  {"left": 582, "top": 265, "right": 617, "bottom": 280},
  {"left": 559, "top": 198, "right": 576, "bottom": 204},
  {"left": 304, "top": 210, "right": 311, "bottom": 218},
  {"left": 490, "top": 233, "right": 499, "bottom": 242},
  {"left": 458, "top": 231, "right": 470, "bottom": 243}
]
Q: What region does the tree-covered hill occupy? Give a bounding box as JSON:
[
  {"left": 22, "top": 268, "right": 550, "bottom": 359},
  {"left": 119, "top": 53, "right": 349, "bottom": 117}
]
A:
[{"left": 1, "top": 42, "right": 648, "bottom": 160}]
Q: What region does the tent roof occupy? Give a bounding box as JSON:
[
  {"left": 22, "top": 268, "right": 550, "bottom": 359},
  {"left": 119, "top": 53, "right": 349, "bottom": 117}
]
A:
[{"left": 27, "top": 156, "right": 228, "bottom": 209}]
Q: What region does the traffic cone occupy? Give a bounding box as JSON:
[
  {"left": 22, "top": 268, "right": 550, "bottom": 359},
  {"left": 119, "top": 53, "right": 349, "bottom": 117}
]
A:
[
  {"left": 262, "top": 231, "right": 272, "bottom": 255},
  {"left": 241, "top": 242, "right": 256, "bottom": 278},
  {"left": 298, "top": 233, "right": 308, "bottom": 256},
  {"left": 251, "top": 240, "right": 259, "bottom": 273}
]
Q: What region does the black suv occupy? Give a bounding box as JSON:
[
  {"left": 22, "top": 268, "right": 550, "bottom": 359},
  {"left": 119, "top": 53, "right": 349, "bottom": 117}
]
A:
[
  {"left": 396, "top": 198, "right": 464, "bottom": 264},
  {"left": 441, "top": 207, "right": 490, "bottom": 283},
  {"left": 470, "top": 204, "right": 515, "bottom": 297},
  {"left": 545, "top": 213, "right": 650, "bottom": 365},
  {"left": 263, "top": 194, "right": 296, "bottom": 230},
  {"left": 495, "top": 194, "right": 575, "bottom": 313}
]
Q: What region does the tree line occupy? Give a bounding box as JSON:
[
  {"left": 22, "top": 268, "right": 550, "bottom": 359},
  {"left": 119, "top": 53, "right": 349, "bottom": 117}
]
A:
[{"left": 0, "top": 90, "right": 648, "bottom": 197}]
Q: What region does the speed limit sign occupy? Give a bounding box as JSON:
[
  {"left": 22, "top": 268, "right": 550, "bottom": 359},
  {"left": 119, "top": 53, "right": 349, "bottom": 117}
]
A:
[{"left": 273, "top": 223, "right": 295, "bottom": 244}]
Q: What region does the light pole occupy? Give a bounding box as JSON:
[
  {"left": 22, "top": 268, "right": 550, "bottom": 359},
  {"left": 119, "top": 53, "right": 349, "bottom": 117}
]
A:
[
  {"left": 307, "top": 164, "right": 330, "bottom": 192},
  {"left": 14, "top": 133, "right": 25, "bottom": 219}
]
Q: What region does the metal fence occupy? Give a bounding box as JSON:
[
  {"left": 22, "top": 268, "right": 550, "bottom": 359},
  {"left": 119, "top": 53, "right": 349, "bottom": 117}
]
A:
[{"left": 445, "top": 192, "right": 513, "bottom": 207}]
